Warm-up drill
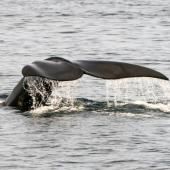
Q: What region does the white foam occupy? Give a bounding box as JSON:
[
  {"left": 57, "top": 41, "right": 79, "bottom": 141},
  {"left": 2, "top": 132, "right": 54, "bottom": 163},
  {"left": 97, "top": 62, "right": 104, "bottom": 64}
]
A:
[
  {"left": 133, "top": 101, "right": 170, "bottom": 113},
  {"left": 30, "top": 104, "right": 84, "bottom": 117},
  {"left": 0, "top": 100, "right": 4, "bottom": 107}
]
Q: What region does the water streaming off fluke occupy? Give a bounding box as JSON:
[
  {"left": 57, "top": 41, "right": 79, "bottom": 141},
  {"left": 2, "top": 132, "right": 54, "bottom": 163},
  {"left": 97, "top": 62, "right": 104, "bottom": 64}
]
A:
[
  {"left": 23, "top": 77, "right": 82, "bottom": 115},
  {"left": 23, "top": 77, "right": 170, "bottom": 115},
  {"left": 106, "top": 78, "right": 170, "bottom": 113}
]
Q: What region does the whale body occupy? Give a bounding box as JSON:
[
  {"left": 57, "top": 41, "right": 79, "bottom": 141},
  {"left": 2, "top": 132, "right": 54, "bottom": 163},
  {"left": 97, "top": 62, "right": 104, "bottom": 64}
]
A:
[{"left": 4, "top": 57, "right": 169, "bottom": 111}]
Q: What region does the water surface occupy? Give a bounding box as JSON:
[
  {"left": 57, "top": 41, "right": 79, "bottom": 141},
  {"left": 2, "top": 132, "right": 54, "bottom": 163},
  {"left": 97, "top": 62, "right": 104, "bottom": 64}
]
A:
[{"left": 0, "top": 0, "right": 170, "bottom": 169}]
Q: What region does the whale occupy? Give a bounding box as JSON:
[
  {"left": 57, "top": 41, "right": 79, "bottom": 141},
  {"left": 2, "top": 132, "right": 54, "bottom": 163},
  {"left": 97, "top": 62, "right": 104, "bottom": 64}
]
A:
[{"left": 4, "top": 57, "right": 169, "bottom": 111}]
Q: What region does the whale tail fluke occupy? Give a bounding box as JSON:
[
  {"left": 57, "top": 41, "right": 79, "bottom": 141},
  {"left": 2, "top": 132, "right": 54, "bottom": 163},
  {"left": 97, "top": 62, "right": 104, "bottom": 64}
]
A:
[
  {"left": 22, "top": 57, "right": 168, "bottom": 81},
  {"left": 5, "top": 57, "right": 168, "bottom": 110},
  {"left": 22, "top": 57, "right": 83, "bottom": 81},
  {"left": 75, "top": 60, "right": 169, "bottom": 80}
]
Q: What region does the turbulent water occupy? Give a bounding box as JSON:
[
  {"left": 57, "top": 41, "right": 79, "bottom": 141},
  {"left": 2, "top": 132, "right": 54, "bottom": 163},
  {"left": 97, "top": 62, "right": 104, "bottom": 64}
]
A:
[{"left": 1, "top": 0, "right": 170, "bottom": 169}]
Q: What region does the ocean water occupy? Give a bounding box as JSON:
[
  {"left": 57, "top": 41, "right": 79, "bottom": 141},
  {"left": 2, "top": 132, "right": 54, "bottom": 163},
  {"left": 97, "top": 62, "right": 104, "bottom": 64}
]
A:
[{"left": 1, "top": 0, "right": 170, "bottom": 169}]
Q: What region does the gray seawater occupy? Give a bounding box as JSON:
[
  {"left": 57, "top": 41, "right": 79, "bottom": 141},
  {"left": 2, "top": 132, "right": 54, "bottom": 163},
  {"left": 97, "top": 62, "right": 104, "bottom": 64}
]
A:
[{"left": 1, "top": 0, "right": 170, "bottom": 169}]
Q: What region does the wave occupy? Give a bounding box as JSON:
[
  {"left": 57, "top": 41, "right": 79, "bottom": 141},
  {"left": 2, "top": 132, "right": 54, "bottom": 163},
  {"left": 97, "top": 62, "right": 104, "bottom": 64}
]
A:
[{"left": 0, "top": 94, "right": 8, "bottom": 99}]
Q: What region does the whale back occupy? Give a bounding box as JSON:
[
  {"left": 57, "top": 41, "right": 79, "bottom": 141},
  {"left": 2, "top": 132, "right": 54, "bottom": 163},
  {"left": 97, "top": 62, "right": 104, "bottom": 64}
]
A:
[{"left": 5, "top": 77, "right": 53, "bottom": 111}]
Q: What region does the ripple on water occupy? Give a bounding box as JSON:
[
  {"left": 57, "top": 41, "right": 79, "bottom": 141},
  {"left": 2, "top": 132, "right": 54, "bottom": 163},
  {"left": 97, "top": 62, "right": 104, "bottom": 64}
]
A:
[{"left": 1, "top": 0, "right": 170, "bottom": 169}]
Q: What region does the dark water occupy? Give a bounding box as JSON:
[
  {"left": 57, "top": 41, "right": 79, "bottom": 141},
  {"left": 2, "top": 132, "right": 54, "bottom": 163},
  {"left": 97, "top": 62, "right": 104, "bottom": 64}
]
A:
[{"left": 1, "top": 0, "right": 170, "bottom": 169}]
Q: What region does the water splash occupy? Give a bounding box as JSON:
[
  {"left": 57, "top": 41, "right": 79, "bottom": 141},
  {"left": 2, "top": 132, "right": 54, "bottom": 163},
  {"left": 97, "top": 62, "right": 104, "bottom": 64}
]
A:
[
  {"left": 23, "top": 77, "right": 53, "bottom": 109},
  {"left": 23, "top": 77, "right": 82, "bottom": 115},
  {"left": 23, "top": 77, "right": 170, "bottom": 116},
  {"left": 49, "top": 80, "right": 78, "bottom": 108},
  {"left": 105, "top": 77, "right": 170, "bottom": 112}
]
